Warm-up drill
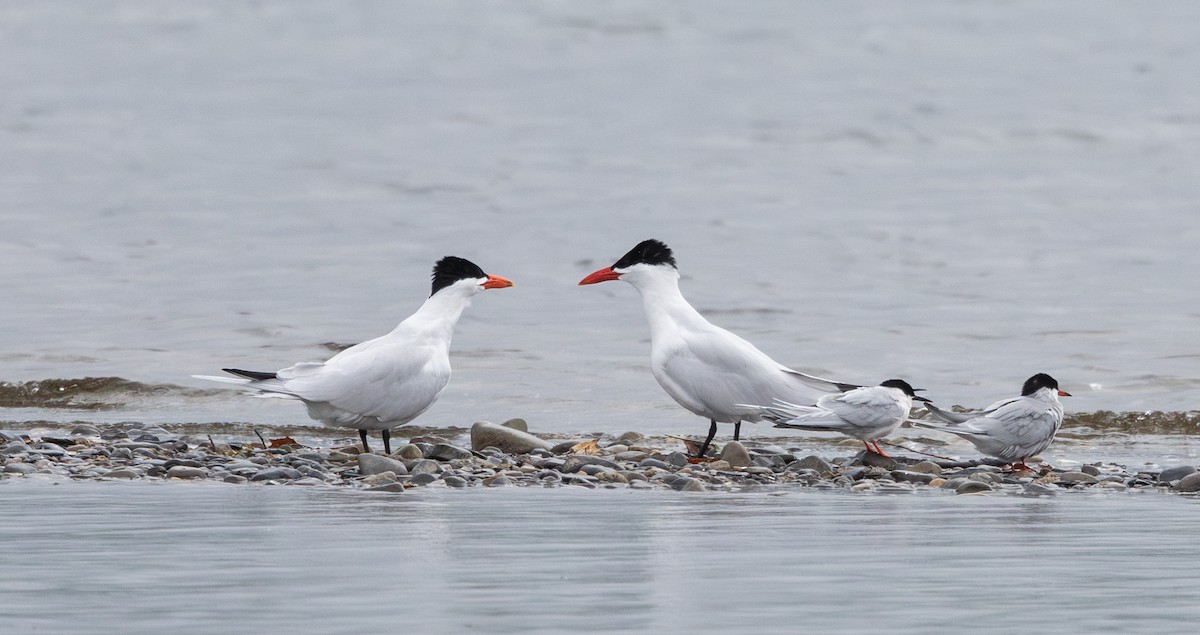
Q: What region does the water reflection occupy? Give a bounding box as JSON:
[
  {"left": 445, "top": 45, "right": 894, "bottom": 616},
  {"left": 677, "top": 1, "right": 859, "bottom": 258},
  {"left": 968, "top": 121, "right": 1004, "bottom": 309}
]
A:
[{"left": 2, "top": 482, "right": 1199, "bottom": 633}]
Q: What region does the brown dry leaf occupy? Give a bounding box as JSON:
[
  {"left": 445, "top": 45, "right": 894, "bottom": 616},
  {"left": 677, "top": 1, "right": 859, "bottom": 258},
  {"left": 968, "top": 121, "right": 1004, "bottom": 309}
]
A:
[
  {"left": 570, "top": 438, "right": 601, "bottom": 455},
  {"left": 667, "top": 435, "right": 716, "bottom": 458},
  {"left": 269, "top": 437, "right": 299, "bottom": 448}
]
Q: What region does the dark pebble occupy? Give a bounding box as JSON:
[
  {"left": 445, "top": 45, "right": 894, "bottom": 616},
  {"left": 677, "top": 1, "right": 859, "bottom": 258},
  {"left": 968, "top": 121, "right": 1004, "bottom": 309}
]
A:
[
  {"left": 410, "top": 473, "right": 438, "bottom": 486},
  {"left": 250, "top": 467, "right": 303, "bottom": 482},
  {"left": 1157, "top": 465, "right": 1196, "bottom": 483}
]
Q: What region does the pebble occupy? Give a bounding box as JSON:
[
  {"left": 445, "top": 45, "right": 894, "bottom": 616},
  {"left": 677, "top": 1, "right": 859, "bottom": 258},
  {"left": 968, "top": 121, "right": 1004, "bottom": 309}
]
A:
[
  {"left": 956, "top": 481, "right": 994, "bottom": 495},
  {"left": 165, "top": 466, "right": 207, "bottom": 480},
  {"left": 718, "top": 441, "right": 753, "bottom": 468},
  {"left": 1157, "top": 465, "right": 1196, "bottom": 484},
  {"left": 426, "top": 444, "right": 474, "bottom": 461},
  {"left": 1057, "top": 472, "right": 1100, "bottom": 485},
  {"left": 358, "top": 454, "right": 409, "bottom": 477},
  {"left": 394, "top": 444, "right": 424, "bottom": 460},
  {"left": 908, "top": 461, "right": 943, "bottom": 475},
  {"left": 501, "top": 418, "right": 529, "bottom": 432},
  {"left": 408, "top": 459, "right": 442, "bottom": 475},
  {"left": 1175, "top": 472, "right": 1200, "bottom": 493},
  {"left": 410, "top": 473, "right": 439, "bottom": 486},
  {"left": 792, "top": 455, "right": 834, "bottom": 475},
  {"left": 560, "top": 455, "right": 620, "bottom": 473},
  {"left": 4, "top": 463, "right": 37, "bottom": 474},
  {"left": 250, "top": 467, "right": 303, "bottom": 482},
  {"left": 470, "top": 421, "right": 553, "bottom": 454},
  {"left": 857, "top": 452, "right": 898, "bottom": 470}
]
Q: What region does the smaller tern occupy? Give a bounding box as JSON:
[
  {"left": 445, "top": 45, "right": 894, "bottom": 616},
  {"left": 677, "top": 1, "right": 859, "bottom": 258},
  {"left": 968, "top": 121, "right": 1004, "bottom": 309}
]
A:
[
  {"left": 748, "top": 379, "right": 930, "bottom": 457},
  {"left": 195, "top": 256, "right": 513, "bottom": 454},
  {"left": 910, "top": 373, "right": 1070, "bottom": 470}
]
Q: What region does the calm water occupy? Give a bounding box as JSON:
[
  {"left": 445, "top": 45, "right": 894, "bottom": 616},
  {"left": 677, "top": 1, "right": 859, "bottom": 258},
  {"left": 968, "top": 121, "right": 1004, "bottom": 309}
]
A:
[
  {"left": 1, "top": 480, "right": 1197, "bottom": 635},
  {"left": 2, "top": 2, "right": 1200, "bottom": 632}
]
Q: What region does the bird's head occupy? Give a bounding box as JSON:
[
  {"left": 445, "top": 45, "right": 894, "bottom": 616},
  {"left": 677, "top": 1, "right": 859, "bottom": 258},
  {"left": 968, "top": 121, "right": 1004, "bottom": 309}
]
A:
[
  {"left": 1022, "top": 373, "right": 1071, "bottom": 398},
  {"left": 431, "top": 256, "right": 514, "bottom": 297},
  {"left": 879, "top": 379, "right": 932, "bottom": 402},
  {"left": 578, "top": 239, "right": 678, "bottom": 287}
]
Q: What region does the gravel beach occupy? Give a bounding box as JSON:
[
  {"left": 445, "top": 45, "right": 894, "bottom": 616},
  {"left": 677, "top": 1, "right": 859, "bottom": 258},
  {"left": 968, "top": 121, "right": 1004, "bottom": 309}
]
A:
[{"left": 3, "top": 419, "right": 1196, "bottom": 497}]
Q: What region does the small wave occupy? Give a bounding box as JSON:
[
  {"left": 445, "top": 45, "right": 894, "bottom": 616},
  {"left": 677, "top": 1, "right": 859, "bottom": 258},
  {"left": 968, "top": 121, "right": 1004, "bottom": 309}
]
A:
[
  {"left": 0, "top": 377, "right": 202, "bottom": 410},
  {"left": 1064, "top": 411, "right": 1200, "bottom": 436}
]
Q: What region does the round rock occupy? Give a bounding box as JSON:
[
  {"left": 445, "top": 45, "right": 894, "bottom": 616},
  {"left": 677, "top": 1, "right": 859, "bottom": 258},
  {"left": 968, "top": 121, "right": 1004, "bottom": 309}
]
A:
[
  {"left": 470, "top": 421, "right": 553, "bottom": 454},
  {"left": 718, "top": 441, "right": 752, "bottom": 468},
  {"left": 358, "top": 454, "right": 409, "bottom": 477},
  {"left": 1175, "top": 472, "right": 1200, "bottom": 493}
]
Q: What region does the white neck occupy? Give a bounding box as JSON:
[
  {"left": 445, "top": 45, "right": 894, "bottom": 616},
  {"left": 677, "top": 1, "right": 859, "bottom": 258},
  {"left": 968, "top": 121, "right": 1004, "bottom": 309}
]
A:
[
  {"left": 621, "top": 266, "right": 711, "bottom": 338},
  {"left": 395, "top": 283, "right": 477, "bottom": 343}
]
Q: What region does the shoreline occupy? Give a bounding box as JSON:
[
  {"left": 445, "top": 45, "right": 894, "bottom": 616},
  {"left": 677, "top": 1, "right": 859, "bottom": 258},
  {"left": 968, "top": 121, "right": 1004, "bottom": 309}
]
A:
[{"left": 3, "top": 420, "right": 1198, "bottom": 497}]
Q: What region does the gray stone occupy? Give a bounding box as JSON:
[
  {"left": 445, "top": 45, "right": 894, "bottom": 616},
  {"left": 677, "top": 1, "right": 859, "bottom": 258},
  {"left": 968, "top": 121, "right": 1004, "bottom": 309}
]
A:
[
  {"left": 357, "top": 454, "right": 409, "bottom": 477},
  {"left": 618, "top": 470, "right": 648, "bottom": 482},
  {"left": 104, "top": 468, "right": 140, "bottom": 480},
  {"left": 367, "top": 482, "right": 406, "bottom": 493},
  {"left": 560, "top": 455, "right": 620, "bottom": 474},
  {"left": 718, "top": 441, "right": 752, "bottom": 468},
  {"left": 395, "top": 444, "right": 423, "bottom": 460},
  {"left": 1158, "top": 465, "right": 1196, "bottom": 483},
  {"left": 250, "top": 467, "right": 303, "bottom": 481},
  {"left": 617, "top": 431, "right": 645, "bottom": 444},
  {"left": 1022, "top": 483, "right": 1058, "bottom": 496},
  {"left": 500, "top": 418, "right": 529, "bottom": 432},
  {"left": 670, "top": 477, "right": 706, "bottom": 492},
  {"left": 956, "top": 481, "right": 994, "bottom": 494},
  {"left": 408, "top": 459, "right": 442, "bottom": 475},
  {"left": 940, "top": 477, "right": 968, "bottom": 490},
  {"left": 223, "top": 474, "right": 248, "bottom": 484},
  {"left": 484, "top": 476, "right": 513, "bottom": 487},
  {"left": 165, "top": 466, "right": 207, "bottom": 480},
  {"left": 410, "top": 472, "right": 439, "bottom": 486},
  {"left": 70, "top": 424, "right": 102, "bottom": 437},
  {"left": 793, "top": 455, "right": 835, "bottom": 475},
  {"left": 470, "top": 421, "right": 553, "bottom": 454},
  {"left": 442, "top": 475, "right": 467, "bottom": 487},
  {"left": 1080, "top": 464, "right": 1102, "bottom": 476},
  {"left": 3, "top": 443, "right": 30, "bottom": 455},
  {"left": 892, "top": 470, "right": 936, "bottom": 485},
  {"left": 858, "top": 452, "right": 898, "bottom": 470},
  {"left": 426, "top": 443, "right": 474, "bottom": 461},
  {"left": 667, "top": 452, "right": 690, "bottom": 468},
  {"left": 638, "top": 458, "right": 672, "bottom": 470},
  {"left": 3, "top": 463, "right": 36, "bottom": 474},
  {"left": 1057, "top": 471, "right": 1099, "bottom": 485},
  {"left": 614, "top": 451, "right": 649, "bottom": 462},
  {"left": 1175, "top": 472, "right": 1200, "bottom": 493},
  {"left": 908, "top": 461, "right": 943, "bottom": 475}
]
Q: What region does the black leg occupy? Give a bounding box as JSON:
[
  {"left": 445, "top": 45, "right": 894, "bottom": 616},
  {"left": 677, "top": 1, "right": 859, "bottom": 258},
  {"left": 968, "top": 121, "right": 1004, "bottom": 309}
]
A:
[
  {"left": 382, "top": 428, "right": 392, "bottom": 455},
  {"left": 696, "top": 419, "right": 718, "bottom": 458},
  {"left": 358, "top": 429, "right": 371, "bottom": 453},
  {"left": 733, "top": 420, "right": 742, "bottom": 441}
]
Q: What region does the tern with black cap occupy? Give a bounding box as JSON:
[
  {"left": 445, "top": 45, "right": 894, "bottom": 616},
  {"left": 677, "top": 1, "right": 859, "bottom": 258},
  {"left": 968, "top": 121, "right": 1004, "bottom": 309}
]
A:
[
  {"left": 195, "top": 256, "right": 513, "bottom": 454},
  {"left": 911, "top": 373, "right": 1071, "bottom": 470},
  {"left": 579, "top": 239, "right": 829, "bottom": 459}
]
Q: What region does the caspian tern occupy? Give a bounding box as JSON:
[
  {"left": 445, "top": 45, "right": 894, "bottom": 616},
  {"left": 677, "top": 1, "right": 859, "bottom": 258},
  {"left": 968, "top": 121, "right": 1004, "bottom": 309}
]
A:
[
  {"left": 578, "top": 239, "right": 826, "bottom": 458},
  {"left": 910, "top": 373, "right": 1071, "bottom": 470},
  {"left": 195, "top": 256, "right": 513, "bottom": 454},
  {"left": 750, "top": 379, "right": 931, "bottom": 457}
]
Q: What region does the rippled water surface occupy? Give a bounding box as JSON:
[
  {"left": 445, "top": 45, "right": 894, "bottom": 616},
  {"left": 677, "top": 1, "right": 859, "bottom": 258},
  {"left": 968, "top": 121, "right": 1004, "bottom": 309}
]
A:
[
  {"left": 3, "top": 2, "right": 1200, "bottom": 632},
  {"left": 1, "top": 481, "right": 1197, "bottom": 634}
]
